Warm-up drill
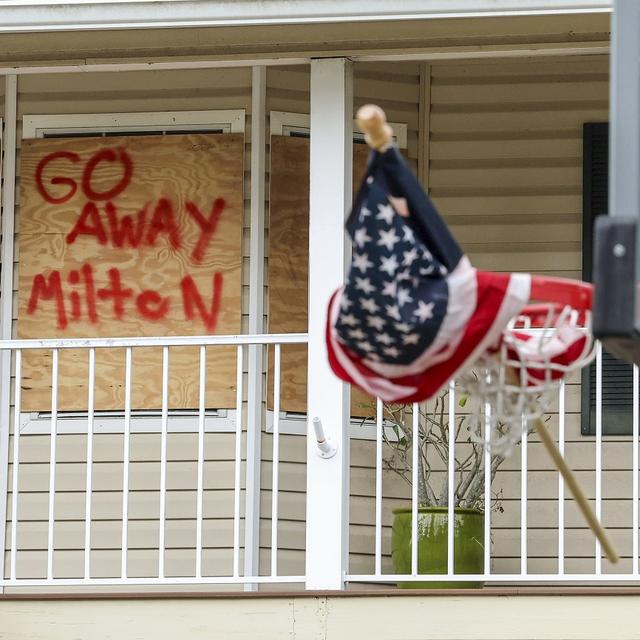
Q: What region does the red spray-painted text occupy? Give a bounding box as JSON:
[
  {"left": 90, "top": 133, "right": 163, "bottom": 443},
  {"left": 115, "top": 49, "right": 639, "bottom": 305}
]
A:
[{"left": 27, "top": 146, "right": 229, "bottom": 331}]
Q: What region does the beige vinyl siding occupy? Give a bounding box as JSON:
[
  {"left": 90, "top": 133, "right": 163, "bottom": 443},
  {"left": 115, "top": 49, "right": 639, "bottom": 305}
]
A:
[
  {"left": 6, "top": 432, "right": 248, "bottom": 579},
  {"left": 354, "top": 62, "right": 421, "bottom": 171},
  {"left": 430, "top": 56, "right": 609, "bottom": 278},
  {"left": 5, "top": 67, "right": 255, "bottom": 582},
  {"left": 265, "top": 63, "right": 421, "bottom": 166}
]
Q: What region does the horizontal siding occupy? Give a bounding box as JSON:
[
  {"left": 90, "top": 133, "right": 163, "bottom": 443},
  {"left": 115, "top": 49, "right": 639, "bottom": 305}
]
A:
[
  {"left": 354, "top": 62, "right": 421, "bottom": 170},
  {"left": 429, "top": 56, "right": 608, "bottom": 276}
]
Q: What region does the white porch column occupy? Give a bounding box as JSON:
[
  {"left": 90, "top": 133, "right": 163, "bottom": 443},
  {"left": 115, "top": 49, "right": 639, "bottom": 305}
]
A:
[
  {"left": 610, "top": 0, "right": 640, "bottom": 221},
  {"left": 244, "top": 65, "right": 267, "bottom": 590},
  {"left": 305, "top": 57, "right": 353, "bottom": 590}
]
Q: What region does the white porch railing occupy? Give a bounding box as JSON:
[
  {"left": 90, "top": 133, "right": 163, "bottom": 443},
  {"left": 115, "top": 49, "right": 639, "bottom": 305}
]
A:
[
  {"left": 347, "top": 350, "right": 640, "bottom": 584},
  {"left": 1, "top": 333, "right": 308, "bottom": 587},
  {"left": 1, "top": 336, "right": 639, "bottom": 588}
]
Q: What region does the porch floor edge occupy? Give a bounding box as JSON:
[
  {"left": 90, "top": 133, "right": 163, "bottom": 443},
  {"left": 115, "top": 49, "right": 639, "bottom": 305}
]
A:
[{"left": 3, "top": 586, "right": 640, "bottom": 601}]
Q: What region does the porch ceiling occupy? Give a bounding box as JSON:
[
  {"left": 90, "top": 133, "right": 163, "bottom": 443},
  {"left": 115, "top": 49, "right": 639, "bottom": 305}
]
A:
[{"left": 0, "top": 11, "right": 610, "bottom": 68}]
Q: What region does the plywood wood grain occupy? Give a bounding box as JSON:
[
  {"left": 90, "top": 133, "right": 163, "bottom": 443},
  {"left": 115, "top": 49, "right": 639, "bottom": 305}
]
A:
[
  {"left": 267, "top": 136, "right": 374, "bottom": 415},
  {"left": 17, "top": 134, "right": 243, "bottom": 411}
]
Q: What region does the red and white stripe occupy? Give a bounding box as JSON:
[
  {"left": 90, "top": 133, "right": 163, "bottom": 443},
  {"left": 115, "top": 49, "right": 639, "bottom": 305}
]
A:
[{"left": 327, "top": 263, "right": 531, "bottom": 403}]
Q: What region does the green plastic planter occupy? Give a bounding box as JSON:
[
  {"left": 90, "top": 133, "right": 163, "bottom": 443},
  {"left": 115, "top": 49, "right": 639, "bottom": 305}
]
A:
[{"left": 391, "top": 506, "right": 484, "bottom": 589}]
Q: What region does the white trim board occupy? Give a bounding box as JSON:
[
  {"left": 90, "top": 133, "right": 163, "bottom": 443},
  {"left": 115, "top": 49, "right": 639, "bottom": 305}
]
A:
[
  {"left": 244, "top": 65, "right": 267, "bottom": 588},
  {"left": 0, "top": 1, "right": 612, "bottom": 34},
  {"left": 270, "top": 110, "right": 408, "bottom": 149},
  {"left": 22, "top": 109, "right": 245, "bottom": 139},
  {"left": 0, "top": 44, "right": 608, "bottom": 77},
  {"left": 20, "top": 409, "right": 238, "bottom": 435},
  {"left": 0, "top": 115, "right": 3, "bottom": 196},
  {"left": 0, "top": 79, "right": 17, "bottom": 593}
]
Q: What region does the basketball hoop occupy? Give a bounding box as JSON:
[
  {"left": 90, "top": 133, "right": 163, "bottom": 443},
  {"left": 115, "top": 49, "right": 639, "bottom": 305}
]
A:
[
  {"left": 460, "top": 276, "right": 596, "bottom": 455},
  {"left": 450, "top": 276, "right": 616, "bottom": 562}
]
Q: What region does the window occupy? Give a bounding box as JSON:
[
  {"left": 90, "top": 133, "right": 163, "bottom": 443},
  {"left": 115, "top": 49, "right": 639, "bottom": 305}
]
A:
[
  {"left": 267, "top": 111, "right": 408, "bottom": 438},
  {"left": 20, "top": 110, "right": 245, "bottom": 435},
  {"left": 581, "top": 122, "right": 636, "bottom": 435}
]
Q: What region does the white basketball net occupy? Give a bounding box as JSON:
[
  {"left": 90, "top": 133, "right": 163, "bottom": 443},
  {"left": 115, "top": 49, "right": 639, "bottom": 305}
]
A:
[{"left": 458, "top": 304, "right": 596, "bottom": 456}]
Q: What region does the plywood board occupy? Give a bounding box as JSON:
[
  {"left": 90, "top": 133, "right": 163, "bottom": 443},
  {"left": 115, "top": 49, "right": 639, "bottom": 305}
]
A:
[
  {"left": 17, "top": 133, "right": 244, "bottom": 410},
  {"left": 267, "top": 135, "right": 374, "bottom": 415}
]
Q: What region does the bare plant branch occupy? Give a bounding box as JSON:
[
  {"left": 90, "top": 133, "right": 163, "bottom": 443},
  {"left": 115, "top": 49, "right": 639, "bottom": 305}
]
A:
[{"left": 374, "top": 387, "right": 520, "bottom": 513}]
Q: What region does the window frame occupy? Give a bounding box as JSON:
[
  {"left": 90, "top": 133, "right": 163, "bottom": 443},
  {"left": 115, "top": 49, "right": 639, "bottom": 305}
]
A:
[
  {"left": 22, "top": 109, "right": 245, "bottom": 138},
  {"left": 269, "top": 110, "right": 408, "bottom": 148}
]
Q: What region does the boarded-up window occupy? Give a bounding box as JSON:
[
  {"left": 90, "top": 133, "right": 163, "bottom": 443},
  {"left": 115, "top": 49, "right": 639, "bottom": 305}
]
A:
[
  {"left": 18, "top": 133, "right": 243, "bottom": 411},
  {"left": 268, "top": 135, "right": 376, "bottom": 416}
]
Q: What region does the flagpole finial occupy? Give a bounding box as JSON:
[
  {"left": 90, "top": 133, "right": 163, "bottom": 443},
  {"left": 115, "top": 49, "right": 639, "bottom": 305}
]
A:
[{"left": 357, "top": 104, "right": 393, "bottom": 152}]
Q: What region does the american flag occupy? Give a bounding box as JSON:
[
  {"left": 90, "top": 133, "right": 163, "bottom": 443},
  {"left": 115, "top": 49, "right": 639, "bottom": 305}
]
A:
[{"left": 326, "top": 145, "right": 531, "bottom": 403}]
